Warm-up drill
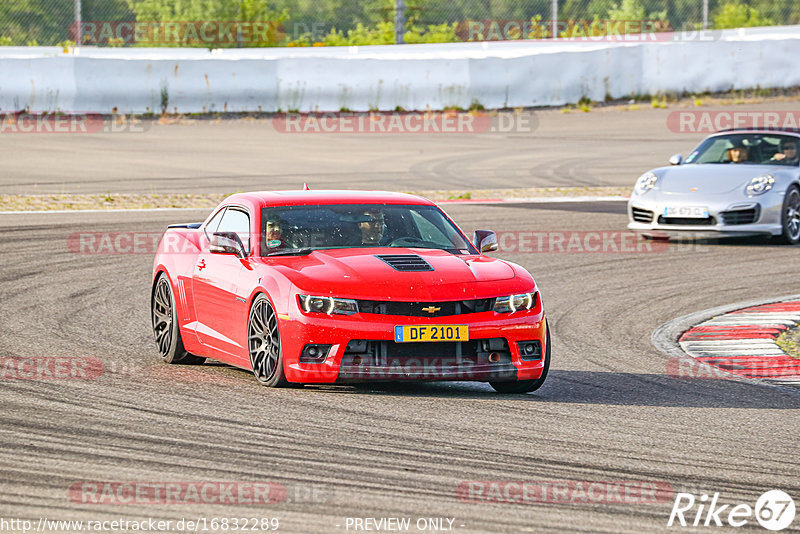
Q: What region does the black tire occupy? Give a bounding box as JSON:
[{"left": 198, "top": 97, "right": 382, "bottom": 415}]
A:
[
  {"left": 490, "top": 322, "right": 550, "bottom": 394},
  {"left": 778, "top": 185, "right": 800, "bottom": 245},
  {"left": 248, "top": 294, "right": 289, "bottom": 387},
  {"left": 151, "top": 273, "right": 205, "bottom": 364}
]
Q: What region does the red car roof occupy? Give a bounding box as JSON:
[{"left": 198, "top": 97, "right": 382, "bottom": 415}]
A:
[{"left": 224, "top": 190, "right": 437, "bottom": 208}]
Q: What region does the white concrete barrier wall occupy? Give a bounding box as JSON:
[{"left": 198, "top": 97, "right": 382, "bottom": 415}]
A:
[{"left": 0, "top": 25, "right": 798, "bottom": 114}]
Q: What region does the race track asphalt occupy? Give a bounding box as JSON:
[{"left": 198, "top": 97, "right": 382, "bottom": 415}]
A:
[
  {"left": 5, "top": 100, "right": 799, "bottom": 195},
  {"left": 1, "top": 202, "right": 798, "bottom": 533}
]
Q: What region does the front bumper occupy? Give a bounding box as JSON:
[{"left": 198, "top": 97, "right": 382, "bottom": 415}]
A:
[
  {"left": 278, "top": 306, "right": 546, "bottom": 384},
  {"left": 627, "top": 194, "right": 783, "bottom": 237}
]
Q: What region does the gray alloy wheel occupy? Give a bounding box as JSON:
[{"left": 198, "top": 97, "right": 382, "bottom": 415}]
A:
[
  {"left": 780, "top": 185, "right": 800, "bottom": 245},
  {"left": 248, "top": 294, "right": 288, "bottom": 387},
  {"left": 490, "top": 322, "right": 550, "bottom": 394},
  {"left": 152, "top": 274, "right": 205, "bottom": 364}
]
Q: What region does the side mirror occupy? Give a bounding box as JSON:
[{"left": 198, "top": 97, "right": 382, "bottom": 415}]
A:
[
  {"left": 669, "top": 154, "right": 683, "bottom": 165},
  {"left": 210, "top": 232, "right": 247, "bottom": 258},
  {"left": 473, "top": 230, "right": 498, "bottom": 253}
]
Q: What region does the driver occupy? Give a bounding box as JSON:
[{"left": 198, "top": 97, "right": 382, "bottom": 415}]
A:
[
  {"left": 771, "top": 140, "right": 800, "bottom": 165},
  {"left": 360, "top": 209, "right": 386, "bottom": 245},
  {"left": 727, "top": 146, "right": 749, "bottom": 164}
]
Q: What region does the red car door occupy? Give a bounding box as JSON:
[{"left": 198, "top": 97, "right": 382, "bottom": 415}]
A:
[{"left": 192, "top": 206, "right": 252, "bottom": 361}]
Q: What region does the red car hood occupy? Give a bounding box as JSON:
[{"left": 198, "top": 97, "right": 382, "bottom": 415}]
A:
[{"left": 258, "top": 248, "right": 523, "bottom": 300}]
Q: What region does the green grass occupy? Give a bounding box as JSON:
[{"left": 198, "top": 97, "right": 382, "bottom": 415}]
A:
[{"left": 776, "top": 328, "right": 800, "bottom": 359}]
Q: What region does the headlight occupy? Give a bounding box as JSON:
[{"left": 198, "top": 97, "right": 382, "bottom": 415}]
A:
[
  {"left": 298, "top": 295, "right": 358, "bottom": 315},
  {"left": 634, "top": 172, "right": 659, "bottom": 195},
  {"left": 494, "top": 292, "right": 537, "bottom": 313},
  {"left": 746, "top": 174, "right": 775, "bottom": 196}
]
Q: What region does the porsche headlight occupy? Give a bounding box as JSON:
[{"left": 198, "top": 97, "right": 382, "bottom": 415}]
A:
[
  {"left": 746, "top": 174, "right": 775, "bottom": 196},
  {"left": 494, "top": 292, "right": 537, "bottom": 313},
  {"left": 634, "top": 172, "right": 659, "bottom": 195},
  {"left": 298, "top": 295, "right": 358, "bottom": 315}
]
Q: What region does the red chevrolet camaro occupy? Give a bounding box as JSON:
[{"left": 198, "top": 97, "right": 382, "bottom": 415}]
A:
[{"left": 151, "top": 190, "right": 549, "bottom": 393}]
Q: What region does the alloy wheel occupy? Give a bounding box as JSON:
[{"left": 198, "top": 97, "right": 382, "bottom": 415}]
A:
[{"left": 249, "top": 297, "right": 281, "bottom": 381}]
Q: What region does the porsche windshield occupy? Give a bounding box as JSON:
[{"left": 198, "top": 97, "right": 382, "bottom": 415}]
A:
[
  {"left": 260, "top": 204, "right": 477, "bottom": 255},
  {"left": 684, "top": 133, "right": 800, "bottom": 166}
]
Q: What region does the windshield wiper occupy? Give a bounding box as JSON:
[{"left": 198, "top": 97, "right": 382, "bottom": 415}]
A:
[{"left": 266, "top": 248, "right": 316, "bottom": 256}]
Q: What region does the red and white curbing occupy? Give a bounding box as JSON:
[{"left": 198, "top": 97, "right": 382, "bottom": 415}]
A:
[{"left": 679, "top": 300, "right": 800, "bottom": 387}]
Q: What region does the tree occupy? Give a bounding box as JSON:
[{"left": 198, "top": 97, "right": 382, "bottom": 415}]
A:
[{"left": 713, "top": 0, "right": 774, "bottom": 29}]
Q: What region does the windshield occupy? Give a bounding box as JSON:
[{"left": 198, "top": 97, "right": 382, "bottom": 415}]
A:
[
  {"left": 260, "top": 204, "right": 477, "bottom": 256},
  {"left": 684, "top": 133, "right": 800, "bottom": 166}
]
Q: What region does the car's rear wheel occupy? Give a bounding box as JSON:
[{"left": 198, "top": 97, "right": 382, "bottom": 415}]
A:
[
  {"left": 152, "top": 274, "right": 205, "bottom": 364},
  {"left": 490, "top": 322, "right": 550, "bottom": 394},
  {"left": 779, "top": 185, "right": 800, "bottom": 245},
  {"left": 248, "top": 294, "right": 288, "bottom": 387}
]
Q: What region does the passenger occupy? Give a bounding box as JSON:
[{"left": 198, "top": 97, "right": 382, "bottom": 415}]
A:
[
  {"left": 727, "top": 146, "right": 749, "bottom": 164},
  {"left": 771, "top": 140, "right": 800, "bottom": 165},
  {"left": 265, "top": 219, "right": 285, "bottom": 249}
]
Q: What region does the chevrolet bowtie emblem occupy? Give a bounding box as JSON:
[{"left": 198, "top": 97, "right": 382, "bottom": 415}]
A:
[{"left": 422, "top": 306, "right": 441, "bottom": 314}]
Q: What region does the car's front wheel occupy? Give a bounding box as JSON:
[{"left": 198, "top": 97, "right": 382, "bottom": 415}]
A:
[
  {"left": 248, "top": 294, "right": 289, "bottom": 387},
  {"left": 152, "top": 273, "right": 205, "bottom": 364},
  {"left": 779, "top": 185, "right": 800, "bottom": 245},
  {"left": 490, "top": 322, "right": 550, "bottom": 394}
]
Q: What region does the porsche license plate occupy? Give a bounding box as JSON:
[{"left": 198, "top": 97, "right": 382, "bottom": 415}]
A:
[
  {"left": 663, "top": 206, "right": 709, "bottom": 218},
  {"left": 394, "top": 325, "right": 469, "bottom": 343}
]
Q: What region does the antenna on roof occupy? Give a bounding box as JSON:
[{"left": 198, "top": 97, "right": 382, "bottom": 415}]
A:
[{"left": 303, "top": 183, "right": 310, "bottom": 190}]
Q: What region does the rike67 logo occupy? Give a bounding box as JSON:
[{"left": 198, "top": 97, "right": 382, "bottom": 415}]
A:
[{"left": 668, "top": 490, "right": 795, "bottom": 531}]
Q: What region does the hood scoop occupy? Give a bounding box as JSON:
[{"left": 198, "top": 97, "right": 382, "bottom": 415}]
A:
[{"left": 375, "top": 254, "right": 434, "bottom": 272}]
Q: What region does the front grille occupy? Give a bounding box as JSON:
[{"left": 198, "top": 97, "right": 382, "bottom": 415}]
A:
[
  {"left": 631, "top": 207, "right": 654, "bottom": 223},
  {"left": 357, "top": 298, "right": 495, "bottom": 317},
  {"left": 657, "top": 215, "right": 717, "bottom": 226},
  {"left": 720, "top": 207, "right": 759, "bottom": 225},
  {"left": 344, "top": 338, "right": 508, "bottom": 360},
  {"left": 375, "top": 254, "right": 433, "bottom": 272},
  {"left": 337, "top": 338, "right": 517, "bottom": 382}
]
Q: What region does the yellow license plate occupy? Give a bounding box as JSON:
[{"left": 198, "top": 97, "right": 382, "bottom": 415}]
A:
[{"left": 394, "top": 325, "right": 469, "bottom": 343}]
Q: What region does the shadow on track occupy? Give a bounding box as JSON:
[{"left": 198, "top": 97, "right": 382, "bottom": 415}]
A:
[{"left": 291, "top": 370, "right": 800, "bottom": 408}]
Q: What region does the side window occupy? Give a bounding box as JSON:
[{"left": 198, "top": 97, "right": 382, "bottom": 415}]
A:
[
  {"left": 216, "top": 208, "right": 251, "bottom": 252},
  {"left": 204, "top": 207, "right": 226, "bottom": 239}
]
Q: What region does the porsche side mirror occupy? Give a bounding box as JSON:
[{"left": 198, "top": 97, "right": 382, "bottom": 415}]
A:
[
  {"left": 473, "top": 230, "right": 498, "bottom": 253},
  {"left": 669, "top": 154, "right": 683, "bottom": 165},
  {"left": 210, "top": 232, "right": 247, "bottom": 258}
]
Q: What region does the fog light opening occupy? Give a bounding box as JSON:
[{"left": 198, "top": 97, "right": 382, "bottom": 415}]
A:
[
  {"left": 516, "top": 340, "right": 542, "bottom": 361},
  {"left": 299, "top": 344, "right": 332, "bottom": 364}
]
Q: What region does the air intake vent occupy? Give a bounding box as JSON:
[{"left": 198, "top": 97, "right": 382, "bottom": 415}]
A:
[
  {"left": 721, "top": 207, "right": 759, "bottom": 225},
  {"left": 375, "top": 254, "right": 434, "bottom": 272},
  {"left": 631, "top": 207, "right": 654, "bottom": 223}
]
